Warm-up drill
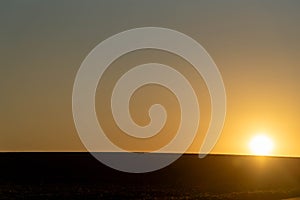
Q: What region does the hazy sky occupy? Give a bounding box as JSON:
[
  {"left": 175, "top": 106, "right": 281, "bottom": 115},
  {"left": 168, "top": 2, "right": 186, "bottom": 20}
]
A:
[{"left": 1, "top": 0, "right": 299, "bottom": 156}]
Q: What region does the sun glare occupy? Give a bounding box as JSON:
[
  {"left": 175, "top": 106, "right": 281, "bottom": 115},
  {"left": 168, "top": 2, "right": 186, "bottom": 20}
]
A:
[{"left": 249, "top": 134, "right": 274, "bottom": 156}]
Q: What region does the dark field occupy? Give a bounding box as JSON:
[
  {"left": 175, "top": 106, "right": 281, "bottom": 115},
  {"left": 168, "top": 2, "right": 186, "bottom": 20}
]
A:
[{"left": 1, "top": 153, "right": 299, "bottom": 199}]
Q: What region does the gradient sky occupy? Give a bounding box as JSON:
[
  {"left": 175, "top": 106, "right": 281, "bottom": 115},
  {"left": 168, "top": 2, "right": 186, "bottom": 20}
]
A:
[{"left": 1, "top": 0, "right": 299, "bottom": 156}]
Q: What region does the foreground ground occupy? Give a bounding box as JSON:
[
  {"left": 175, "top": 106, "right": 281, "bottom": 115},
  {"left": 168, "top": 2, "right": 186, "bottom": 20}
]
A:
[{"left": 0, "top": 153, "right": 299, "bottom": 199}]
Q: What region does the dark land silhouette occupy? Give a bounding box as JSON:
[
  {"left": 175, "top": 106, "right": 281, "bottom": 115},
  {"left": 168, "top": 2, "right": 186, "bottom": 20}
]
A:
[{"left": 1, "top": 153, "right": 299, "bottom": 199}]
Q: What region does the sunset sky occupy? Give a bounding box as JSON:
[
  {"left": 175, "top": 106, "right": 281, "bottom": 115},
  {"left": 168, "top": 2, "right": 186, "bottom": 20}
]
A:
[{"left": 1, "top": 1, "right": 299, "bottom": 157}]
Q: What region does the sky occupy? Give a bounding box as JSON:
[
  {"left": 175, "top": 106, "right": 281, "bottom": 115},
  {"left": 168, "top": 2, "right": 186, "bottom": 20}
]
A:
[{"left": 0, "top": 0, "right": 299, "bottom": 157}]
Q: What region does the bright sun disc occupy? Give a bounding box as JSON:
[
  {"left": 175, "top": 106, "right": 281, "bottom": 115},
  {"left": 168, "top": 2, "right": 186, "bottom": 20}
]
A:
[{"left": 249, "top": 135, "right": 274, "bottom": 156}]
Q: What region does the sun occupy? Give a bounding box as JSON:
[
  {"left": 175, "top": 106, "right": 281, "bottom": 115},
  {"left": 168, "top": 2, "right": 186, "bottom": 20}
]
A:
[{"left": 249, "top": 134, "right": 274, "bottom": 156}]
